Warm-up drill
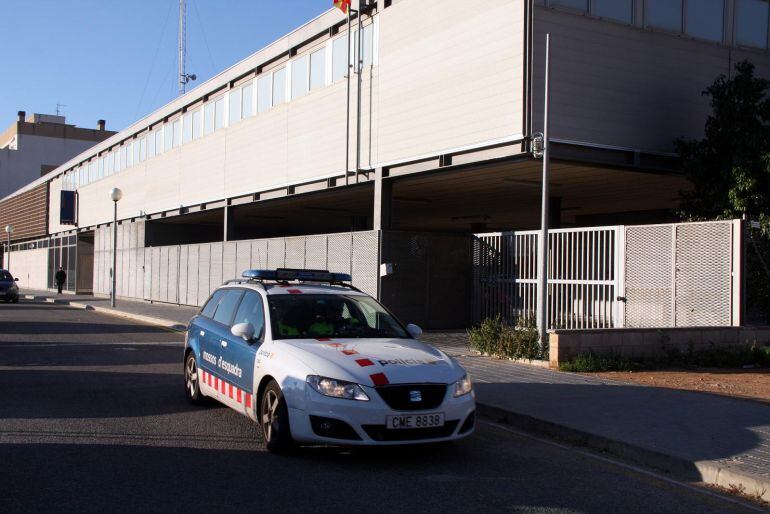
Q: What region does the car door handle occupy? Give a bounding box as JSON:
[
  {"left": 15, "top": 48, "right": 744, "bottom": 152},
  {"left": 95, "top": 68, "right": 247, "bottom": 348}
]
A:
[{"left": 220, "top": 340, "right": 228, "bottom": 348}]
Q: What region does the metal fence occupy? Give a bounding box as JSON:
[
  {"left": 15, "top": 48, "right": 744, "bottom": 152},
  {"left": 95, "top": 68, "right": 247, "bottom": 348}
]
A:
[
  {"left": 473, "top": 220, "right": 741, "bottom": 329},
  {"left": 94, "top": 227, "right": 380, "bottom": 307}
]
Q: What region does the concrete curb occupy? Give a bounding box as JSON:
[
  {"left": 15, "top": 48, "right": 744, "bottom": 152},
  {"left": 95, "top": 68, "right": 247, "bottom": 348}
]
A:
[
  {"left": 22, "top": 295, "right": 187, "bottom": 332},
  {"left": 476, "top": 403, "right": 770, "bottom": 502}
]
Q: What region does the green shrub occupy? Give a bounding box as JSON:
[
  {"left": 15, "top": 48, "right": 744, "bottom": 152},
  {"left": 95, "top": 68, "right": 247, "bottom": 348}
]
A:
[
  {"left": 559, "top": 353, "right": 643, "bottom": 373},
  {"left": 468, "top": 315, "right": 546, "bottom": 361}
]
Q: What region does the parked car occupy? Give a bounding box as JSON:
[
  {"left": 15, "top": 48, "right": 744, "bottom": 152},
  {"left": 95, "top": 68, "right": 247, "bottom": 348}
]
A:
[
  {"left": 0, "top": 270, "right": 19, "bottom": 303},
  {"left": 183, "top": 268, "right": 475, "bottom": 453}
]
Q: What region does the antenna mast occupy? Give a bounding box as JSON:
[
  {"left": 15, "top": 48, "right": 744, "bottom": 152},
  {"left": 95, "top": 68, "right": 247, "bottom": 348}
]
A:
[{"left": 178, "top": 0, "right": 187, "bottom": 95}]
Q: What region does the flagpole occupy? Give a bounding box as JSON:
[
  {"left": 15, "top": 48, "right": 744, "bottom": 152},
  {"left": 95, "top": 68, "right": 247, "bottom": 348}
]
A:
[
  {"left": 355, "top": 0, "right": 364, "bottom": 184},
  {"left": 345, "top": 4, "right": 353, "bottom": 186}
]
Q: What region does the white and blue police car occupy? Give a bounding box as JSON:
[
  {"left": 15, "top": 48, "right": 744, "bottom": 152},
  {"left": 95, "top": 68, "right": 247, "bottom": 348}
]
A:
[{"left": 183, "top": 268, "right": 475, "bottom": 452}]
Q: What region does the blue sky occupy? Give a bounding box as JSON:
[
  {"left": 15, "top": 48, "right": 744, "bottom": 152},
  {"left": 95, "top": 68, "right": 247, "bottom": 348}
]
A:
[{"left": 0, "top": 0, "right": 330, "bottom": 132}]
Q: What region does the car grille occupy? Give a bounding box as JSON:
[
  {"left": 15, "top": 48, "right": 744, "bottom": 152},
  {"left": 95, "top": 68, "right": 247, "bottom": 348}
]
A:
[
  {"left": 375, "top": 384, "right": 447, "bottom": 411},
  {"left": 362, "top": 420, "right": 459, "bottom": 441}
]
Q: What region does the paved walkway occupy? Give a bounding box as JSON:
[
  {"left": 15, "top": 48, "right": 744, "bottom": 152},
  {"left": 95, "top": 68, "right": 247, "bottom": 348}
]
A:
[{"left": 19, "top": 290, "right": 770, "bottom": 500}]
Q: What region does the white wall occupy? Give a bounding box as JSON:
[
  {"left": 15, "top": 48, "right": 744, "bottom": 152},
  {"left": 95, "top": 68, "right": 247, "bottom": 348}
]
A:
[{"left": 8, "top": 247, "right": 48, "bottom": 290}]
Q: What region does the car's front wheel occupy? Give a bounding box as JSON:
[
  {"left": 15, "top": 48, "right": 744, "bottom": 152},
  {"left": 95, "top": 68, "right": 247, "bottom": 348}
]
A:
[
  {"left": 184, "top": 352, "right": 205, "bottom": 404},
  {"left": 260, "top": 380, "right": 294, "bottom": 453}
]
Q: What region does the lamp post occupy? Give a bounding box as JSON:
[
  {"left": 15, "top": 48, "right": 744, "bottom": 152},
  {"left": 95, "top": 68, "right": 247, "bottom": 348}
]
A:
[
  {"left": 109, "top": 188, "right": 123, "bottom": 308},
  {"left": 536, "top": 34, "right": 552, "bottom": 347},
  {"left": 4, "top": 224, "right": 13, "bottom": 271}
]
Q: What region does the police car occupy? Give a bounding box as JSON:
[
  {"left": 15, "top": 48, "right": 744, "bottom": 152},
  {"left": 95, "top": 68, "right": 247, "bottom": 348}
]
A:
[{"left": 183, "top": 268, "right": 475, "bottom": 452}]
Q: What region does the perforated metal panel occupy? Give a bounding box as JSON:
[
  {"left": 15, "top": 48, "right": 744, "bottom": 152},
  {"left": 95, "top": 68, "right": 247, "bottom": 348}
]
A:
[
  {"left": 352, "top": 231, "right": 380, "bottom": 297},
  {"left": 177, "top": 246, "right": 187, "bottom": 305},
  {"left": 267, "top": 239, "right": 285, "bottom": 269},
  {"left": 305, "top": 235, "right": 328, "bottom": 270},
  {"left": 675, "top": 222, "right": 732, "bottom": 326},
  {"left": 251, "top": 240, "right": 268, "bottom": 268},
  {"left": 187, "top": 245, "right": 200, "bottom": 306},
  {"left": 625, "top": 224, "right": 673, "bottom": 328},
  {"left": 197, "top": 244, "right": 211, "bottom": 306},
  {"left": 143, "top": 248, "right": 152, "bottom": 300},
  {"left": 168, "top": 246, "right": 179, "bottom": 304},
  {"left": 285, "top": 237, "right": 306, "bottom": 269},
  {"left": 236, "top": 241, "right": 251, "bottom": 278},
  {"left": 210, "top": 243, "right": 223, "bottom": 290},
  {"left": 152, "top": 247, "right": 162, "bottom": 301},
  {"left": 327, "top": 233, "right": 353, "bottom": 275},
  {"left": 222, "top": 242, "right": 237, "bottom": 282},
  {"left": 136, "top": 247, "right": 145, "bottom": 300}
]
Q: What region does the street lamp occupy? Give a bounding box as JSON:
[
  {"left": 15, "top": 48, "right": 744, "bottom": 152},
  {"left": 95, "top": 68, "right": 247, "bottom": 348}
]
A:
[
  {"left": 109, "top": 188, "right": 123, "bottom": 308},
  {"left": 4, "top": 224, "right": 13, "bottom": 271}
]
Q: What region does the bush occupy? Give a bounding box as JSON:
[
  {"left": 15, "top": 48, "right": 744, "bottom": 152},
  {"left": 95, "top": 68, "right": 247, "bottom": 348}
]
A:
[
  {"left": 559, "top": 353, "right": 643, "bottom": 373},
  {"left": 467, "top": 315, "right": 546, "bottom": 361}
]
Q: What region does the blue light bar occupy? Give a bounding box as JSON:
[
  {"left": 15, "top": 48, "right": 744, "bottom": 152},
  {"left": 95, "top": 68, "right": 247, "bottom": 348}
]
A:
[{"left": 242, "top": 268, "right": 352, "bottom": 283}]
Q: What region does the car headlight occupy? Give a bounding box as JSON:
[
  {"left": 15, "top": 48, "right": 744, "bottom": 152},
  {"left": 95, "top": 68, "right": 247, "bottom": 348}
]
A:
[
  {"left": 307, "top": 375, "right": 370, "bottom": 401},
  {"left": 453, "top": 374, "right": 473, "bottom": 397}
]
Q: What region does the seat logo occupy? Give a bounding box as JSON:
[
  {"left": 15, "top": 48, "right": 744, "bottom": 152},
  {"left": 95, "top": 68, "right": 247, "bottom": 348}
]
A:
[{"left": 409, "top": 390, "right": 422, "bottom": 402}]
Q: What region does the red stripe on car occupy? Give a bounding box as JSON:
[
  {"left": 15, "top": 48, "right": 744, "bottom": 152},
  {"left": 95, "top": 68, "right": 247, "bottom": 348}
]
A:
[
  {"left": 342, "top": 349, "right": 358, "bottom": 355},
  {"left": 287, "top": 289, "right": 302, "bottom": 294},
  {"left": 370, "top": 373, "right": 389, "bottom": 386},
  {"left": 237, "top": 388, "right": 242, "bottom": 403},
  {"left": 245, "top": 394, "right": 252, "bottom": 409},
  {"left": 356, "top": 358, "right": 374, "bottom": 367}
]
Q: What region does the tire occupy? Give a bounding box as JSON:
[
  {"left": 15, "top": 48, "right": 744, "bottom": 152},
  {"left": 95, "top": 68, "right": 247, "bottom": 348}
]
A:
[
  {"left": 184, "top": 352, "right": 205, "bottom": 404},
  {"left": 11, "top": 298, "right": 18, "bottom": 304},
  {"left": 260, "top": 380, "right": 294, "bottom": 453}
]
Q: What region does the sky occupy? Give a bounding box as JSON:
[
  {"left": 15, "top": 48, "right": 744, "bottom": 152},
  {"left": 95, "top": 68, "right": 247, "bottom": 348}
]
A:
[{"left": 0, "top": 0, "right": 331, "bottom": 132}]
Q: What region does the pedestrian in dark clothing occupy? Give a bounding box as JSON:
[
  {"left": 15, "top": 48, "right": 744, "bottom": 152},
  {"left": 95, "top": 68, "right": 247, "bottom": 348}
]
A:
[{"left": 55, "top": 267, "right": 66, "bottom": 294}]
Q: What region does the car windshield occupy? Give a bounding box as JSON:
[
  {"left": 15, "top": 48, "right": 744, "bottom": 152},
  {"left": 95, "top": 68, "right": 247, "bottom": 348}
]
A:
[
  {"left": 267, "top": 293, "right": 409, "bottom": 340},
  {"left": 0, "top": 271, "right": 12, "bottom": 281}
]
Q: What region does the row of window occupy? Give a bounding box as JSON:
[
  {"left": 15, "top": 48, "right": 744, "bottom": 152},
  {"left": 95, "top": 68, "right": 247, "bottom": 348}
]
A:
[
  {"left": 547, "top": 0, "right": 770, "bottom": 50},
  {"left": 8, "top": 235, "right": 75, "bottom": 253},
  {"left": 61, "top": 22, "right": 376, "bottom": 192}
]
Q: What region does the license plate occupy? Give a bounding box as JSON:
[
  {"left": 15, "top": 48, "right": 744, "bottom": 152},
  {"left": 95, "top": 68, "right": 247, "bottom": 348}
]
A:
[{"left": 386, "top": 413, "right": 445, "bottom": 430}]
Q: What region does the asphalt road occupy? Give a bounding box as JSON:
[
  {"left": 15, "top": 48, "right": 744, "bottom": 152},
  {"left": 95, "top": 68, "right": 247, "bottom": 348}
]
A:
[{"left": 0, "top": 302, "right": 761, "bottom": 513}]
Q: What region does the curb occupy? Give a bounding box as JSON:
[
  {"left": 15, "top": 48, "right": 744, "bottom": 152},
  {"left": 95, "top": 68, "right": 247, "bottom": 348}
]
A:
[
  {"left": 22, "top": 294, "right": 187, "bottom": 332},
  {"left": 476, "top": 403, "right": 770, "bottom": 503}
]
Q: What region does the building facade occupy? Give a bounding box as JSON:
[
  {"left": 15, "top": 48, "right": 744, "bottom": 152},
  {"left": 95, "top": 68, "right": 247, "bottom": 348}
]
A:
[{"left": 2, "top": 0, "right": 769, "bottom": 327}]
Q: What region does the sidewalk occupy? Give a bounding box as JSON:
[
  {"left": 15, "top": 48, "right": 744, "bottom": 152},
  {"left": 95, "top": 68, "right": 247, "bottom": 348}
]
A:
[{"left": 20, "top": 290, "right": 770, "bottom": 501}]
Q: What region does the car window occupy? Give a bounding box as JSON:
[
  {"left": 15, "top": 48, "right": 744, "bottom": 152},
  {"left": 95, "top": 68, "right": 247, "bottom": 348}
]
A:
[
  {"left": 213, "top": 289, "right": 244, "bottom": 325},
  {"left": 267, "top": 294, "right": 409, "bottom": 340},
  {"left": 232, "top": 291, "right": 265, "bottom": 338},
  {"left": 0, "top": 271, "right": 12, "bottom": 281},
  {"left": 201, "top": 290, "right": 225, "bottom": 318}
]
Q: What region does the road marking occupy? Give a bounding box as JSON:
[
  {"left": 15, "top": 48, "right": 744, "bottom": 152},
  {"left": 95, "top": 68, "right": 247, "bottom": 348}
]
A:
[
  {"left": 478, "top": 419, "right": 767, "bottom": 512},
  {"left": 0, "top": 341, "right": 184, "bottom": 348}
]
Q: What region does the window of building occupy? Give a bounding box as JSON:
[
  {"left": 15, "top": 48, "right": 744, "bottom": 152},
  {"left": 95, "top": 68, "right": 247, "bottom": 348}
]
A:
[
  {"left": 257, "top": 74, "right": 272, "bottom": 112},
  {"left": 192, "top": 108, "right": 202, "bottom": 139},
  {"left": 89, "top": 160, "right": 97, "bottom": 182},
  {"left": 645, "top": 0, "right": 683, "bottom": 33},
  {"left": 735, "top": 0, "right": 769, "bottom": 48},
  {"left": 214, "top": 96, "right": 226, "bottom": 130},
  {"left": 155, "top": 127, "right": 164, "bottom": 155},
  {"left": 273, "top": 67, "right": 286, "bottom": 106},
  {"left": 139, "top": 136, "right": 147, "bottom": 161},
  {"left": 310, "top": 48, "right": 326, "bottom": 90},
  {"left": 332, "top": 35, "right": 348, "bottom": 82},
  {"left": 549, "top": 0, "right": 587, "bottom": 11},
  {"left": 183, "top": 111, "right": 193, "bottom": 144},
  {"left": 126, "top": 141, "right": 134, "bottom": 168},
  {"left": 98, "top": 157, "right": 104, "bottom": 179},
  {"left": 119, "top": 146, "right": 127, "bottom": 171},
  {"left": 229, "top": 87, "right": 242, "bottom": 125},
  {"left": 684, "top": 0, "right": 724, "bottom": 42},
  {"left": 591, "top": 0, "right": 632, "bottom": 23},
  {"left": 134, "top": 138, "right": 141, "bottom": 163},
  {"left": 292, "top": 55, "right": 309, "bottom": 99},
  {"left": 354, "top": 24, "right": 375, "bottom": 69},
  {"left": 106, "top": 152, "right": 114, "bottom": 176},
  {"left": 172, "top": 118, "right": 182, "bottom": 148},
  {"left": 148, "top": 130, "right": 156, "bottom": 158},
  {"left": 241, "top": 82, "right": 254, "bottom": 119},
  {"left": 204, "top": 101, "right": 215, "bottom": 135},
  {"left": 164, "top": 122, "right": 174, "bottom": 152}
]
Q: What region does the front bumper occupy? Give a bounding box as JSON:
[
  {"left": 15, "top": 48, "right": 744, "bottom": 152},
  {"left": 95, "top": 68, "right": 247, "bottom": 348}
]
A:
[
  {"left": 0, "top": 289, "right": 18, "bottom": 301},
  {"left": 288, "top": 384, "right": 476, "bottom": 445}
]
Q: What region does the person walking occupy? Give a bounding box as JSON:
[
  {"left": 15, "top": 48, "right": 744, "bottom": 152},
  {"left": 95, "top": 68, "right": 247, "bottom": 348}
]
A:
[{"left": 55, "top": 266, "right": 66, "bottom": 294}]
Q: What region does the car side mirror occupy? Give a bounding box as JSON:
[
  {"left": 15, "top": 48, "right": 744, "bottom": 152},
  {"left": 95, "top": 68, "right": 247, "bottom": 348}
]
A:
[
  {"left": 406, "top": 323, "right": 423, "bottom": 338},
  {"left": 231, "top": 322, "right": 255, "bottom": 342},
  {"left": 14, "top": 278, "right": 18, "bottom": 281}
]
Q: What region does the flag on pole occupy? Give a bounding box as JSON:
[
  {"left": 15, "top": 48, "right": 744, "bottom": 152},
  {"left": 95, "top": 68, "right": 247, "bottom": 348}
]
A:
[{"left": 334, "top": 0, "right": 351, "bottom": 14}]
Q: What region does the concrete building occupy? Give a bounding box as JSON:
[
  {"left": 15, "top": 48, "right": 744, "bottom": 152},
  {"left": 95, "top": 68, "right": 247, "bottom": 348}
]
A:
[
  {"left": 1, "top": 0, "right": 768, "bottom": 328},
  {"left": 0, "top": 112, "right": 115, "bottom": 199}
]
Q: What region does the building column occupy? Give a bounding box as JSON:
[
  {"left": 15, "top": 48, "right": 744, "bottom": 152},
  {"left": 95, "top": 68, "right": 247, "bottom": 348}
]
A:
[
  {"left": 550, "top": 196, "right": 562, "bottom": 229},
  {"left": 373, "top": 167, "right": 392, "bottom": 231},
  {"left": 223, "top": 204, "right": 232, "bottom": 242}
]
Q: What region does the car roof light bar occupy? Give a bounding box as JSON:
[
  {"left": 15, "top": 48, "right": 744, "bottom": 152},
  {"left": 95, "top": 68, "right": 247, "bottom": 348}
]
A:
[{"left": 242, "top": 268, "right": 352, "bottom": 283}]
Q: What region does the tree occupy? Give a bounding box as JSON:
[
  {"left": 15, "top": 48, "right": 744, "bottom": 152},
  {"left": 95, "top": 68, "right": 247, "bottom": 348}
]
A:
[{"left": 677, "top": 60, "right": 770, "bottom": 235}]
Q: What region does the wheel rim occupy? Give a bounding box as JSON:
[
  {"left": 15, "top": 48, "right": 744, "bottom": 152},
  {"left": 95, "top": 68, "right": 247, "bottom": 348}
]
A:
[
  {"left": 261, "top": 390, "right": 279, "bottom": 443},
  {"left": 186, "top": 357, "right": 198, "bottom": 397}
]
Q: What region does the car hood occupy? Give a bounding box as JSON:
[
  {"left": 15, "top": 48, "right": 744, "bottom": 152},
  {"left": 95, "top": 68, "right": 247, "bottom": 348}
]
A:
[{"left": 279, "top": 338, "right": 464, "bottom": 387}]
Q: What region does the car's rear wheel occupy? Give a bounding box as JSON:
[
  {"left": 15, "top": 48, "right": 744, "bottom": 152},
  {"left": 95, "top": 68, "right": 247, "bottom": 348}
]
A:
[
  {"left": 184, "top": 352, "right": 205, "bottom": 404},
  {"left": 260, "top": 380, "right": 294, "bottom": 453},
  {"left": 11, "top": 298, "right": 18, "bottom": 304}
]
